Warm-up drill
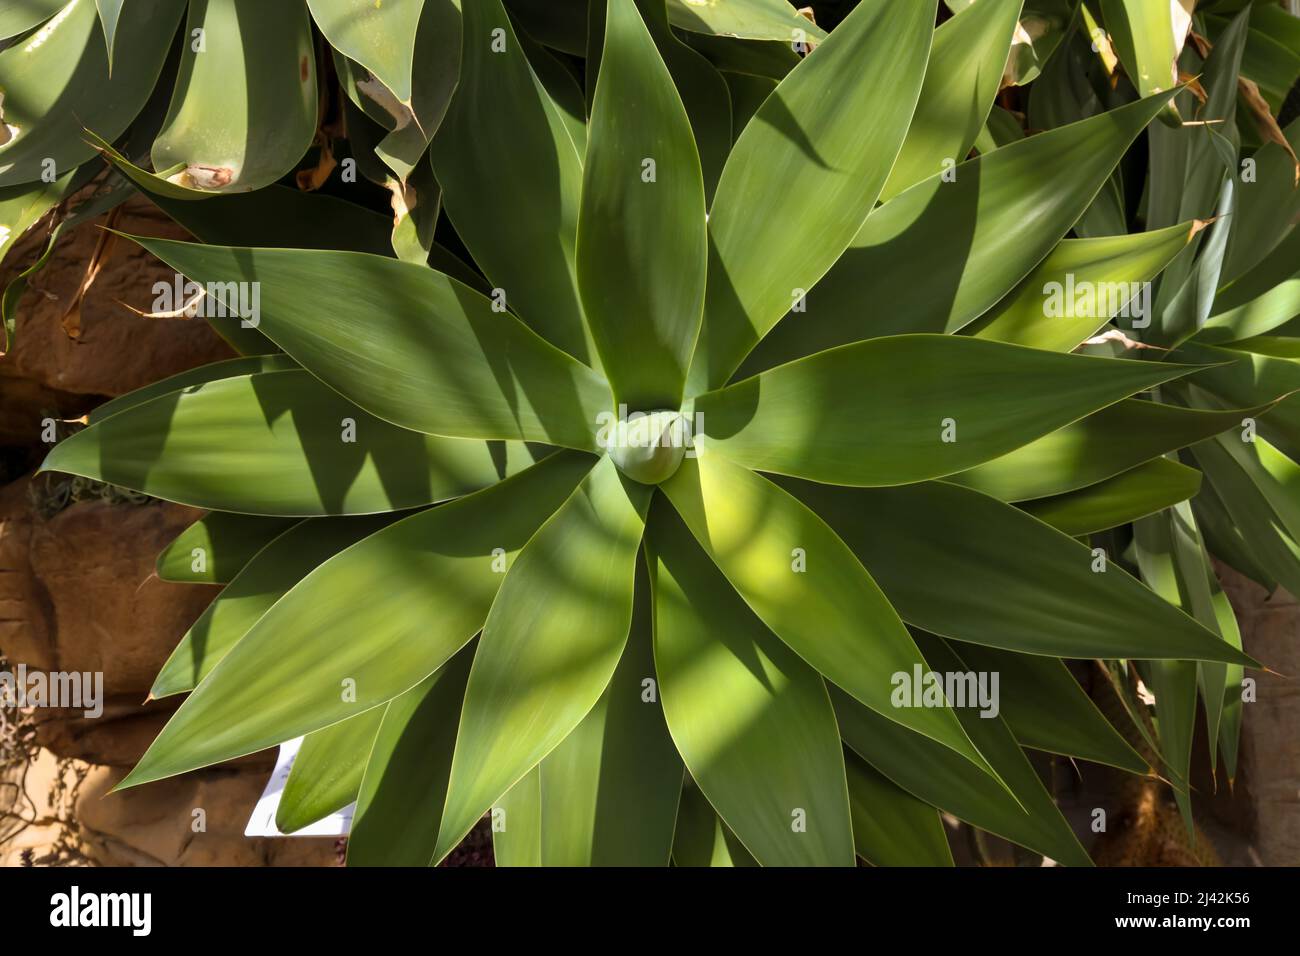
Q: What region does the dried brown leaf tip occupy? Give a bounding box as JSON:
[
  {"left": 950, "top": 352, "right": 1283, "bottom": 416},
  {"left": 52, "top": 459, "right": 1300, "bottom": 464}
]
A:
[{"left": 1238, "top": 77, "right": 1300, "bottom": 187}]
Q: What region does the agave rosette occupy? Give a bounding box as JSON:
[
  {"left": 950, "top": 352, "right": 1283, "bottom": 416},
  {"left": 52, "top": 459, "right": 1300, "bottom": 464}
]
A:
[{"left": 30, "top": 0, "right": 1283, "bottom": 866}]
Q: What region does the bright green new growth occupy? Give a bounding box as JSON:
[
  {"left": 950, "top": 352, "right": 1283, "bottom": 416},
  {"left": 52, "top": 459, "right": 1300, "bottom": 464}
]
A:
[
  {"left": 606, "top": 410, "right": 689, "bottom": 484},
  {"left": 9, "top": 0, "right": 1300, "bottom": 867}
]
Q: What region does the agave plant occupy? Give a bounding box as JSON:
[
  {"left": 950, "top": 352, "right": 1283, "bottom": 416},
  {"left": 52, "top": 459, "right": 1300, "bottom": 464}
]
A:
[
  {"left": 20, "top": 0, "right": 1290, "bottom": 867},
  {"left": 982, "top": 0, "right": 1300, "bottom": 831}
]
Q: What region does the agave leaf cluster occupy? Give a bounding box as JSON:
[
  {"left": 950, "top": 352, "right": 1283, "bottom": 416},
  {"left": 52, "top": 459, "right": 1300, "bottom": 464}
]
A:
[{"left": 6, "top": 0, "right": 1298, "bottom": 866}]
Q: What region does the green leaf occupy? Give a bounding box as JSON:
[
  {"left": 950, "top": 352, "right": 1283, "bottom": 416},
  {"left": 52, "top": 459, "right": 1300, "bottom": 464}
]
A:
[
  {"left": 305, "top": 0, "right": 425, "bottom": 107},
  {"left": 1206, "top": 572, "right": 1245, "bottom": 782},
  {"left": 659, "top": 451, "right": 999, "bottom": 778},
  {"left": 115, "top": 452, "right": 593, "bottom": 791},
  {"left": 492, "top": 766, "right": 542, "bottom": 867},
  {"left": 671, "top": 776, "right": 756, "bottom": 867},
  {"left": 152, "top": 515, "right": 397, "bottom": 698},
  {"left": 743, "top": 90, "right": 1179, "bottom": 370},
  {"left": 1221, "top": 116, "right": 1300, "bottom": 285},
  {"left": 723, "top": 72, "right": 777, "bottom": 140},
  {"left": 1132, "top": 512, "right": 1201, "bottom": 822},
  {"left": 372, "top": 3, "right": 462, "bottom": 182},
  {"left": 585, "top": 1, "right": 730, "bottom": 202},
  {"left": 94, "top": 0, "right": 125, "bottom": 69},
  {"left": 947, "top": 396, "right": 1263, "bottom": 502},
  {"left": 665, "top": 0, "right": 826, "bottom": 42},
  {"left": 90, "top": 355, "right": 299, "bottom": 424},
  {"left": 156, "top": 511, "right": 297, "bottom": 585},
  {"left": 1018, "top": 456, "right": 1203, "bottom": 536},
  {"left": 0, "top": 0, "right": 65, "bottom": 40},
  {"left": 347, "top": 645, "right": 475, "bottom": 866},
  {"left": 1100, "top": 0, "right": 1192, "bottom": 115},
  {"left": 698, "top": 335, "right": 1199, "bottom": 487},
  {"left": 42, "top": 370, "right": 540, "bottom": 516},
  {"left": 880, "top": 0, "right": 1024, "bottom": 202},
  {"left": 435, "top": 456, "right": 651, "bottom": 862},
  {"left": 578, "top": 0, "right": 706, "bottom": 410},
  {"left": 432, "top": 0, "right": 594, "bottom": 365},
  {"left": 123, "top": 236, "right": 613, "bottom": 452},
  {"left": 0, "top": 168, "right": 78, "bottom": 266},
  {"left": 686, "top": 0, "right": 937, "bottom": 392},
  {"left": 647, "top": 503, "right": 854, "bottom": 867},
  {"left": 1202, "top": 231, "right": 1300, "bottom": 344},
  {"left": 967, "top": 223, "right": 1198, "bottom": 351},
  {"left": 788, "top": 478, "right": 1256, "bottom": 666},
  {"left": 844, "top": 749, "right": 953, "bottom": 867},
  {"left": 942, "top": 642, "right": 1147, "bottom": 774},
  {"left": 1191, "top": 433, "right": 1300, "bottom": 598},
  {"left": 276, "top": 708, "right": 384, "bottom": 834},
  {"left": 146, "top": 0, "right": 317, "bottom": 195},
  {"left": 0, "top": 0, "right": 185, "bottom": 187},
  {"left": 832, "top": 675, "right": 1092, "bottom": 867},
  {"left": 536, "top": 559, "right": 681, "bottom": 866}
]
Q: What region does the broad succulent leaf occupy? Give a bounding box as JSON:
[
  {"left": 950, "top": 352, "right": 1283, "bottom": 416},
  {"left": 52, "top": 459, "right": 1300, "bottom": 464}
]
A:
[
  {"left": 22, "top": 0, "right": 1300, "bottom": 868},
  {"left": 698, "top": 336, "right": 1202, "bottom": 486},
  {"left": 647, "top": 504, "right": 855, "bottom": 866},
  {"left": 434, "top": 455, "right": 652, "bottom": 861},
  {"left": 688, "top": 0, "right": 938, "bottom": 392},
  {"left": 277, "top": 707, "right": 384, "bottom": 835},
  {"left": 41, "top": 370, "right": 541, "bottom": 515},
  {"left": 123, "top": 237, "right": 614, "bottom": 451},
  {"left": 115, "top": 453, "right": 594, "bottom": 790}
]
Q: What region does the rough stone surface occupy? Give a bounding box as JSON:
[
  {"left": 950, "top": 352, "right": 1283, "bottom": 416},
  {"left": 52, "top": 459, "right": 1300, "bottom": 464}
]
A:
[
  {"left": 1, "top": 748, "right": 338, "bottom": 867},
  {"left": 0, "top": 478, "right": 214, "bottom": 699},
  {"left": 0, "top": 189, "right": 235, "bottom": 445},
  {"left": 1217, "top": 563, "right": 1300, "bottom": 866}
]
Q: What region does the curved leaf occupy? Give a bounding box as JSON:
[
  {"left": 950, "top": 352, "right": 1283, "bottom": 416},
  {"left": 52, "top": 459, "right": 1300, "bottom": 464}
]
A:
[
  {"left": 114, "top": 452, "right": 594, "bottom": 790},
  {"left": 152, "top": 515, "right": 397, "bottom": 698},
  {"left": 647, "top": 503, "right": 854, "bottom": 867},
  {"left": 124, "top": 236, "right": 613, "bottom": 451},
  {"left": 659, "top": 451, "right": 999, "bottom": 778},
  {"left": 536, "top": 559, "right": 681, "bottom": 866},
  {"left": 943, "top": 642, "right": 1147, "bottom": 774},
  {"left": 881, "top": 0, "right": 1024, "bottom": 202},
  {"left": 0, "top": 0, "right": 65, "bottom": 40},
  {"left": 432, "top": 0, "right": 594, "bottom": 364},
  {"left": 687, "top": 0, "right": 937, "bottom": 392},
  {"left": 947, "top": 397, "right": 1263, "bottom": 502},
  {"left": 0, "top": 0, "right": 185, "bottom": 187},
  {"left": 697, "top": 335, "right": 1199, "bottom": 487},
  {"left": 967, "top": 223, "right": 1199, "bottom": 352},
  {"left": 148, "top": 0, "right": 317, "bottom": 195},
  {"left": 742, "top": 90, "right": 1178, "bottom": 370},
  {"left": 42, "top": 370, "right": 540, "bottom": 516},
  {"left": 671, "top": 776, "right": 756, "bottom": 867},
  {"left": 1100, "top": 0, "right": 1191, "bottom": 111},
  {"left": 347, "top": 645, "right": 474, "bottom": 866},
  {"left": 156, "top": 511, "right": 297, "bottom": 585},
  {"left": 1019, "top": 456, "right": 1203, "bottom": 536},
  {"left": 833, "top": 687, "right": 1091, "bottom": 866},
  {"left": 435, "top": 456, "right": 651, "bottom": 861},
  {"left": 90, "top": 355, "right": 298, "bottom": 424},
  {"left": 788, "top": 478, "right": 1256, "bottom": 666},
  {"left": 276, "top": 708, "right": 384, "bottom": 834},
  {"left": 492, "top": 766, "right": 542, "bottom": 867},
  {"left": 665, "top": 0, "right": 826, "bottom": 42},
  {"left": 578, "top": 0, "right": 706, "bottom": 410},
  {"left": 844, "top": 749, "right": 953, "bottom": 867},
  {"left": 306, "top": 0, "right": 425, "bottom": 107}
]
